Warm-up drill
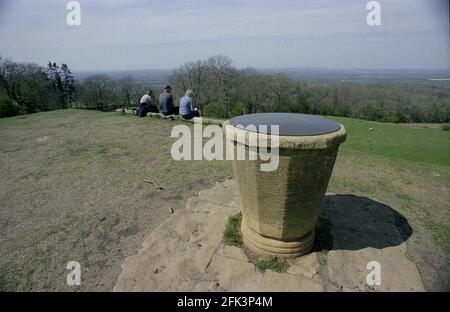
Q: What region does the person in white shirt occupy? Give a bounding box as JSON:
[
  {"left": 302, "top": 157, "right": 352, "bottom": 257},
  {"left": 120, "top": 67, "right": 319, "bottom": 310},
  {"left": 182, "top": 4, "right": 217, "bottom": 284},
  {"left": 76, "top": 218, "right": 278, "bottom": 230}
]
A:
[{"left": 137, "top": 90, "right": 156, "bottom": 117}]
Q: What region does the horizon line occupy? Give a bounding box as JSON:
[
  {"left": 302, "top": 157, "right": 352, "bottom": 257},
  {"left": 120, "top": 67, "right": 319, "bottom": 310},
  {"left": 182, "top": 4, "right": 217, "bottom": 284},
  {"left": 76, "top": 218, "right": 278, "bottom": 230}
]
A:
[{"left": 72, "top": 67, "right": 450, "bottom": 73}]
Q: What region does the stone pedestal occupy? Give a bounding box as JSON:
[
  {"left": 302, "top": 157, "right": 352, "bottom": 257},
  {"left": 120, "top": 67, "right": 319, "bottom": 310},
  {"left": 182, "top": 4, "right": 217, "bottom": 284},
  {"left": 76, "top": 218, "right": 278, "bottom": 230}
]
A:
[{"left": 224, "top": 113, "right": 346, "bottom": 258}]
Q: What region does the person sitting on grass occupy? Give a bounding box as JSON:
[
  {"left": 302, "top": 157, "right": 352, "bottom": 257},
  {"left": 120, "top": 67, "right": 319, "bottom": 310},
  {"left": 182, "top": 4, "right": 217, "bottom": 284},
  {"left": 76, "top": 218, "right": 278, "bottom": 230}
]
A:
[
  {"left": 159, "top": 85, "right": 175, "bottom": 118},
  {"left": 179, "top": 90, "right": 200, "bottom": 120},
  {"left": 137, "top": 90, "right": 157, "bottom": 117}
]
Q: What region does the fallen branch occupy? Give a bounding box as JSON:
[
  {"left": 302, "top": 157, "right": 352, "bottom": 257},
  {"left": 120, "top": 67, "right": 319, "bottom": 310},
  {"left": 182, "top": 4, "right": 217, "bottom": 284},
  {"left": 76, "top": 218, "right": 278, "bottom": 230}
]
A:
[{"left": 144, "top": 179, "right": 165, "bottom": 190}]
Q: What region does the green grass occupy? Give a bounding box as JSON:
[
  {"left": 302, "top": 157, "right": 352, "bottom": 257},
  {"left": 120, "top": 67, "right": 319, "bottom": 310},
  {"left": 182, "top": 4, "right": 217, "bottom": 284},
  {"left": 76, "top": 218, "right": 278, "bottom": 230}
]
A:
[
  {"left": 164, "top": 112, "right": 449, "bottom": 167},
  {"left": 425, "top": 222, "right": 450, "bottom": 254},
  {"left": 326, "top": 116, "right": 449, "bottom": 254},
  {"left": 255, "top": 257, "right": 288, "bottom": 273},
  {"left": 222, "top": 213, "right": 289, "bottom": 273},
  {"left": 330, "top": 116, "right": 450, "bottom": 167},
  {"left": 0, "top": 263, "right": 34, "bottom": 292},
  {"left": 223, "top": 212, "right": 242, "bottom": 246}
]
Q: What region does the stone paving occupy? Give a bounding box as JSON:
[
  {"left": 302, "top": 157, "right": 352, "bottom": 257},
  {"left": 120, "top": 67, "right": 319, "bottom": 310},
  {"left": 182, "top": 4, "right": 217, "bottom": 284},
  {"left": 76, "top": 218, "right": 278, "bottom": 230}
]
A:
[
  {"left": 116, "top": 108, "right": 224, "bottom": 126},
  {"left": 114, "top": 179, "right": 424, "bottom": 292}
]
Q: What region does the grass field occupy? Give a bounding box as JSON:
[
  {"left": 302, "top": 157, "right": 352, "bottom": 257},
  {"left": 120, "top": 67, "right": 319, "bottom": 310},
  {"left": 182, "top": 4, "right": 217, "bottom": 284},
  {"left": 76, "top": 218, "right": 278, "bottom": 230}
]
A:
[
  {"left": 0, "top": 110, "right": 449, "bottom": 291},
  {"left": 330, "top": 116, "right": 449, "bottom": 167},
  {"left": 329, "top": 116, "right": 449, "bottom": 258}
]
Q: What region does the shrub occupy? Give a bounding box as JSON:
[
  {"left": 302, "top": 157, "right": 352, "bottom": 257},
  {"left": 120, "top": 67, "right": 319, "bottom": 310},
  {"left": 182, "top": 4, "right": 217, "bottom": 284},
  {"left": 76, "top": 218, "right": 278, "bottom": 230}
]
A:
[
  {"left": 229, "top": 104, "right": 245, "bottom": 117},
  {"left": 0, "top": 96, "right": 23, "bottom": 118},
  {"left": 441, "top": 123, "right": 450, "bottom": 131},
  {"left": 223, "top": 212, "right": 242, "bottom": 246},
  {"left": 255, "top": 257, "right": 288, "bottom": 272},
  {"left": 203, "top": 103, "right": 225, "bottom": 118}
]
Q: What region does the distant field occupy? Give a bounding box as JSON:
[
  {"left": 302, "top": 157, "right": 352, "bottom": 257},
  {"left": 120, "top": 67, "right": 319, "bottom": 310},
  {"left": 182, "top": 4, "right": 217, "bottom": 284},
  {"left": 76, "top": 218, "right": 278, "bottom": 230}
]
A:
[
  {"left": 0, "top": 110, "right": 448, "bottom": 291},
  {"left": 74, "top": 68, "right": 450, "bottom": 86}
]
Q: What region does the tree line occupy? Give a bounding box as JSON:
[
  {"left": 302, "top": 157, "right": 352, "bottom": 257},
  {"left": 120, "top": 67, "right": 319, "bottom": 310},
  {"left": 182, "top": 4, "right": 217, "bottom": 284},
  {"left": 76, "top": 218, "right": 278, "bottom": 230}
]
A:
[
  {"left": 168, "top": 55, "right": 449, "bottom": 123},
  {"left": 1, "top": 55, "right": 449, "bottom": 123},
  {"left": 0, "top": 57, "right": 76, "bottom": 117}
]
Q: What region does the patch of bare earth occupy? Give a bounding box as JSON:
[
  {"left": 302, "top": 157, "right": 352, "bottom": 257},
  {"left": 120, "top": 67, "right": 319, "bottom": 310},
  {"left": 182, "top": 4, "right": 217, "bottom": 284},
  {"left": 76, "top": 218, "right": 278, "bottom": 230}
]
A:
[{"left": 0, "top": 110, "right": 231, "bottom": 291}]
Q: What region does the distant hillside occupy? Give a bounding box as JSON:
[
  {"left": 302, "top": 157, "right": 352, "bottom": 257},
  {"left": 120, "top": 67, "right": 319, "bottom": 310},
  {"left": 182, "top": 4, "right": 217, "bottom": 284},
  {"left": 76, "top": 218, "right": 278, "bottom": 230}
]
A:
[
  {"left": 259, "top": 68, "right": 450, "bottom": 86},
  {"left": 73, "top": 69, "right": 173, "bottom": 86},
  {"left": 74, "top": 68, "right": 450, "bottom": 87}
]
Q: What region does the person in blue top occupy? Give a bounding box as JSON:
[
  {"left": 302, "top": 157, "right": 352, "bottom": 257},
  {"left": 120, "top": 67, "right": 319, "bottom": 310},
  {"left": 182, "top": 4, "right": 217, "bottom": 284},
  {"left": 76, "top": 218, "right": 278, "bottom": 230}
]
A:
[{"left": 179, "top": 90, "right": 200, "bottom": 120}]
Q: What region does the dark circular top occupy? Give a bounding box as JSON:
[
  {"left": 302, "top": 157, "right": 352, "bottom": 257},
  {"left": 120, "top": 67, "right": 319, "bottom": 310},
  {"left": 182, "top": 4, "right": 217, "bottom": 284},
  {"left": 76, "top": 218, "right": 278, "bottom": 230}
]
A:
[{"left": 229, "top": 113, "right": 341, "bottom": 136}]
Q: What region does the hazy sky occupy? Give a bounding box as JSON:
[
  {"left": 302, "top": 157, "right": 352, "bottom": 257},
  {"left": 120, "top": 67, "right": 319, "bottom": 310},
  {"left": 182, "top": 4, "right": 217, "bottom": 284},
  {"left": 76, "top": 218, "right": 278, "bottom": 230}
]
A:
[{"left": 0, "top": 0, "right": 449, "bottom": 71}]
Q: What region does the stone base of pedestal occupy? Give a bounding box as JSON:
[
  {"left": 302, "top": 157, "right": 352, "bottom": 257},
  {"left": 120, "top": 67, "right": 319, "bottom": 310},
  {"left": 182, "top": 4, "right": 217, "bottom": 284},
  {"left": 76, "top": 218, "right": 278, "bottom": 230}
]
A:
[
  {"left": 241, "top": 218, "right": 314, "bottom": 258},
  {"left": 114, "top": 179, "right": 426, "bottom": 292}
]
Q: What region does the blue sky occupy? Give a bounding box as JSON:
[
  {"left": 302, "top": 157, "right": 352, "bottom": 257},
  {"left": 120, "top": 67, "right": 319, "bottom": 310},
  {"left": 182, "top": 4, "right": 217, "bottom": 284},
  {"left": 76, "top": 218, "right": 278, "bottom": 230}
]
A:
[{"left": 0, "top": 0, "right": 448, "bottom": 71}]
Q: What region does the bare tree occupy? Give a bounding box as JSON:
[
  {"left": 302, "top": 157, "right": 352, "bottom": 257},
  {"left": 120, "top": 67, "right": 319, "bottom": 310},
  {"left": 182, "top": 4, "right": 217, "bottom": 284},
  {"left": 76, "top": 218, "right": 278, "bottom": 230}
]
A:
[
  {"left": 118, "top": 75, "right": 136, "bottom": 108},
  {"left": 169, "top": 60, "right": 209, "bottom": 114},
  {"left": 79, "top": 74, "right": 115, "bottom": 110},
  {"left": 236, "top": 68, "right": 272, "bottom": 114},
  {"left": 205, "top": 55, "right": 237, "bottom": 118},
  {"left": 267, "top": 74, "right": 298, "bottom": 112}
]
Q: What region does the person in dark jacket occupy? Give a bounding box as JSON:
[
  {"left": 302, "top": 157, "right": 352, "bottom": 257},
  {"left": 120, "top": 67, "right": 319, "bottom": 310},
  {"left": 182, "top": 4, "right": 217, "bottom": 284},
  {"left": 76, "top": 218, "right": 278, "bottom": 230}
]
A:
[{"left": 159, "top": 85, "right": 174, "bottom": 116}]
